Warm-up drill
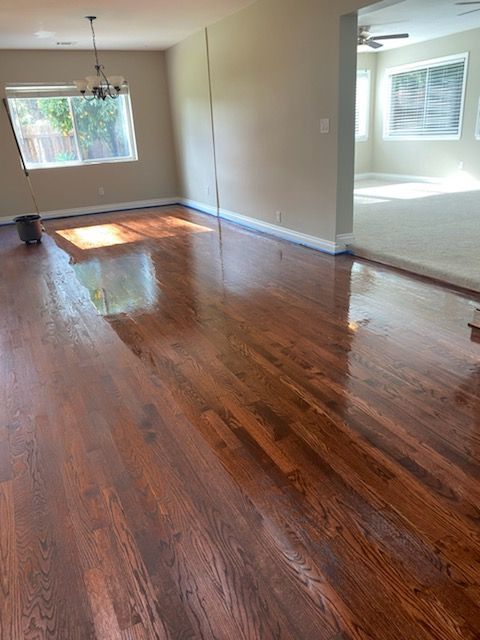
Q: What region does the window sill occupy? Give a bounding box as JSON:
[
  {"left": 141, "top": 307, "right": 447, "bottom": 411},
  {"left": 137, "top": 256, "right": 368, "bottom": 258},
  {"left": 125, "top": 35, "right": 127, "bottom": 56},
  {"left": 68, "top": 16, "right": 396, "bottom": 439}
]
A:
[
  {"left": 26, "top": 157, "right": 138, "bottom": 171},
  {"left": 383, "top": 135, "right": 462, "bottom": 142}
]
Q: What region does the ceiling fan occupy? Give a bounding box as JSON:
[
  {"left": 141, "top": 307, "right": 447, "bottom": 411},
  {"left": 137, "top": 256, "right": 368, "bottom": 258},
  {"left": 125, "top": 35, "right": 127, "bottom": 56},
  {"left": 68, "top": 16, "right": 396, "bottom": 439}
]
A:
[
  {"left": 358, "top": 26, "right": 410, "bottom": 49},
  {"left": 456, "top": 1, "right": 480, "bottom": 15}
]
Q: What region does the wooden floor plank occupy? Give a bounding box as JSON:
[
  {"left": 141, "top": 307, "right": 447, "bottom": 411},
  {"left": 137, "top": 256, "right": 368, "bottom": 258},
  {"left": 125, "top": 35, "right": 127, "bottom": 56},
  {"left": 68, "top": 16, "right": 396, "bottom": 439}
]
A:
[
  {"left": 1, "top": 205, "right": 480, "bottom": 639},
  {"left": 0, "top": 481, "right": 21, "bottom": 640}
]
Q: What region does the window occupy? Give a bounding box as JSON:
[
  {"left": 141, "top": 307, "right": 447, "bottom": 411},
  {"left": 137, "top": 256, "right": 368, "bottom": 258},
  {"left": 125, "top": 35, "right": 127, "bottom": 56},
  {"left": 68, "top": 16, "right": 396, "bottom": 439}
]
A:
[
  {"left": 476, "top": 99, "right": 480, "bottom": 140},
  {"left": 6, "top": 84, "right": 137, "bottom": 169},
  {"left": 356, "top": 69, "right": 370, "bottom": 142},
  {"left": 384, "top": 54, "right": 468, "bottom": 140}
]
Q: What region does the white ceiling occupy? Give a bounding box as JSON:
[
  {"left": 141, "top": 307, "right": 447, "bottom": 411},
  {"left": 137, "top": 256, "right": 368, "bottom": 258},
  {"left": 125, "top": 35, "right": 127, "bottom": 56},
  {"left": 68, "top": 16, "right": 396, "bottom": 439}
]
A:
[
  {"left": 0, "top": 0, "right": 256, "bottom": 50},
  {"left": 2, "top": 0, "right": 479, "bottom": 52},
  {"left": 359, "top": 0, "right": 480, "bottom": 52}
]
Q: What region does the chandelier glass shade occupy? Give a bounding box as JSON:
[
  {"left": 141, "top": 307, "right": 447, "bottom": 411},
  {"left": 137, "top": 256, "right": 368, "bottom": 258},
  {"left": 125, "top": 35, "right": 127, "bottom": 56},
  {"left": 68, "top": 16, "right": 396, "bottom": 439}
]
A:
[{"left": 74, "top": 17, "right": 126, "bottom": 100}]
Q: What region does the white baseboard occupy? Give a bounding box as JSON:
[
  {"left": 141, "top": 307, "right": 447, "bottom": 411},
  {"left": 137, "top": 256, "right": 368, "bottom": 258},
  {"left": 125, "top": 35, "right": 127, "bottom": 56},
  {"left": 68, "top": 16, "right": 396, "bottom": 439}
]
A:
[
  {"left": 0, "top": 197, "right": 179, "bottom": 226},
  {"left": 178, "top": 198, "right": 353, "bottom": 255},
  {"left": 1, "top": 195, "right": 354, "bottom": 256},
  {"left": 355, "top": 172, "right": 443, "bottom": 184},
  {"left": 336, "top": 232, "right": 355, "bottom": 248},
  {"left": 180, "top": 198, "right": 218, "bottom": 217},
  {"left": 354, "top": 173, "right": 376, "bottom": 181}
]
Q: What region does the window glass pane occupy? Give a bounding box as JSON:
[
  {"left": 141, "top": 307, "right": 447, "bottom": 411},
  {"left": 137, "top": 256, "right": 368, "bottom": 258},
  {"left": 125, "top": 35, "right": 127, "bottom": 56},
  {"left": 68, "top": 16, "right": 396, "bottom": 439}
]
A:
[
  {"left": 71, "top": 95, "right": 133, "bottom": 162},
  {"left": 7, "top": 87, "right": 137, "bottom": 169},
  {"left": 8, "top": 97, "right": 79, "bottom": 166}
]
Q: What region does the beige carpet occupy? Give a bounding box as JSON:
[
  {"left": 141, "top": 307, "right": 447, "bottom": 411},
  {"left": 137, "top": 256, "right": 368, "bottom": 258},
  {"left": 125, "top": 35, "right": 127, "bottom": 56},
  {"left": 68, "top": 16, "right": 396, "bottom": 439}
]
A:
[{"left": 353, "top": 178, "right": 480, "bottom": 292}]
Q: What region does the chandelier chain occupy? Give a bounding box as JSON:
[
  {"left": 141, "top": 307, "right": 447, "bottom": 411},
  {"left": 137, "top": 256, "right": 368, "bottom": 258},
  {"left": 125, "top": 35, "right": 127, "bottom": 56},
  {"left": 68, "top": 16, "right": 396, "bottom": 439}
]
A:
[{"left": 88, "top": 17, "right": 101, "bottom": 71}]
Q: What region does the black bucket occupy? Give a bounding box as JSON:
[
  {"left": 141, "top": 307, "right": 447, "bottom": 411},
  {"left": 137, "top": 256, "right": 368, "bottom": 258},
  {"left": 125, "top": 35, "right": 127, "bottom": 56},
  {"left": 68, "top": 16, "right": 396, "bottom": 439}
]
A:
[{"left": 14, "top": 215, "right": 43, "bottom": 244}]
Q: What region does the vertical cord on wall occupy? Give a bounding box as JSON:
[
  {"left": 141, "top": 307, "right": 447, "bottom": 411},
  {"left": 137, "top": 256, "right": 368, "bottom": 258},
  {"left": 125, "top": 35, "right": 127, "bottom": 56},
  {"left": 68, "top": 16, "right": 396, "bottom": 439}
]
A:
[
  {"left": 205, "top": 27, "right": 220, "bottom": 218},
  {"left": 205, "top": 27, "right": 226, "bottom": 297}
]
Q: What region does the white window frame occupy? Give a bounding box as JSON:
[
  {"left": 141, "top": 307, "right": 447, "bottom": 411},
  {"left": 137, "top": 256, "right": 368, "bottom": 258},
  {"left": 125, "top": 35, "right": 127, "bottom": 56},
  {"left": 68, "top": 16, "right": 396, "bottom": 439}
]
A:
[
  {"left": 6, "top": 84, "right": 138, "bottom": 170},
  {"left": 383, "top": 52, "right": 469, "bottom": 142},
  {"left": 356, "top": 69, "right": 371, "bottom": 143},
  {"left": 476, "top": 98, "right": 480, "bottom": 140}
]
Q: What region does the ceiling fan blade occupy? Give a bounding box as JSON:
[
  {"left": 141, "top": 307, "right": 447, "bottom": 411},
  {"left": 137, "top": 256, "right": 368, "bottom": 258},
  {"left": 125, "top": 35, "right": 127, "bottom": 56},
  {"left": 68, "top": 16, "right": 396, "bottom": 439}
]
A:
[
  {"left": 459, "top": 7, "right": 480, "bottom": 13},
  {"left": 455, "top": 2, "right": 480, "bottom": 5},
  {"left": 373, "top": 33, "right": 410, "bottom": 40},
  {"left": 366, "top": 40, "right": 384, "bottom": 49}
]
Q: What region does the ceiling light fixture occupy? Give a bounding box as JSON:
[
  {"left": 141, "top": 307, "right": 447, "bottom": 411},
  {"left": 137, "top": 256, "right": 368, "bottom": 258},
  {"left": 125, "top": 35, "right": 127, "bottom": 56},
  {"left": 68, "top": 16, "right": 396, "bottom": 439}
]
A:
[{"left": 74, "top": 16, "right": 126, "bottom": 100}]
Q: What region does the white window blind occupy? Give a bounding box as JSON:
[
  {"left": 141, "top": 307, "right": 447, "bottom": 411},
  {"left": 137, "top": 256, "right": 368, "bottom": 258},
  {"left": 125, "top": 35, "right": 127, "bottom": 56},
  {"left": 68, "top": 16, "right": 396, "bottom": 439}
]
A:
[
  {"left": 355, "top": 70, "right": 370, "bottom": 141},
  {"left": 385, "top": 54, "right": 468, "bottom": 139},
  {"left": 476, "top": 99, "right": 480, "bottom": 140}
]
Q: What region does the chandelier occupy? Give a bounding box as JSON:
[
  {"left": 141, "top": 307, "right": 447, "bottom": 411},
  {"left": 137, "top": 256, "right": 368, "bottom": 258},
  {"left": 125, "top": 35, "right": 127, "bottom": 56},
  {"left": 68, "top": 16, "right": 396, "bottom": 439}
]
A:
[{"left": 74, "top": 17, "right": 126, "bottom": 100}]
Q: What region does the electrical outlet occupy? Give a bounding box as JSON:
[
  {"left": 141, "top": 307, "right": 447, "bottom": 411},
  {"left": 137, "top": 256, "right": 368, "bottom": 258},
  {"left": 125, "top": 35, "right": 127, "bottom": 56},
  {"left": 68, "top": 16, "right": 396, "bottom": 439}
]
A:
[
  {"left": 275, "top": 211, "right": 282, "bottom": 223},
  {"left": 98, "top": 186, "right": 105, "bottom": 196},
  {"left": 458, "top": 161, "right": 464, "bottom": 171},
  {"left": 320, "top": 118, "right": 330, "bottom": 134}
]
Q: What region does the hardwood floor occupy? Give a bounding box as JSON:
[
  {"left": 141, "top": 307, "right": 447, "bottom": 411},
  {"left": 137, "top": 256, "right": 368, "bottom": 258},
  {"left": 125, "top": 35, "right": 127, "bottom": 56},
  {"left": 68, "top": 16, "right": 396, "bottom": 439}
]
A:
[{"left": 1, "top": 205, "right": 480, "bottom": 639}]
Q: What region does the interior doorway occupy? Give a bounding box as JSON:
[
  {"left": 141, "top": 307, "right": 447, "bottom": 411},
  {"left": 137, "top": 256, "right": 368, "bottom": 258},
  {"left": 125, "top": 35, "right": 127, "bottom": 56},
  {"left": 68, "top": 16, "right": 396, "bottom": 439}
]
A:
[{"left": 353, "top": 0, "right": 480, "bottom": 292}]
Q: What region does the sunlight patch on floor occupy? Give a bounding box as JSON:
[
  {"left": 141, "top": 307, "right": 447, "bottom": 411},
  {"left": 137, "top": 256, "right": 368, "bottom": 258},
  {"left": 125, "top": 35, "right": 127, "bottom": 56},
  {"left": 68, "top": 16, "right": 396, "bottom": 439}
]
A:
[
  {"left": 56, "top": 223, "right": 144, "bottom": 249},
  {"left": 56, "top": 217, "right": 214, "bottom": 250},
  {"left": 355, "top": 174, "right": 480, "bottom": 202},
  {"left": 120, "top": 216, "right": 214, "bottom": 239}
]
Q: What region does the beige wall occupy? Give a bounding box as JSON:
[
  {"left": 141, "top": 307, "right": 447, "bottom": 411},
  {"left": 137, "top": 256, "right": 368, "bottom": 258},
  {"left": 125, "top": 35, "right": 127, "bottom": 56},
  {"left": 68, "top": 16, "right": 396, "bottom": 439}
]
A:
[
  {"left": 166, "top": 30, "right": 217, "bottom": 209},
  {"left": 358, "top": 27, "right": 480, "bottom": 180},
  {"left": 167, "top": 0, "right": 368, "bottom": 245},
  {"left": 355, "top": 52, "right": 377, "bottom": 175},
  {"left": 0, "top": 50, "right": 178, "bottom": 220}
]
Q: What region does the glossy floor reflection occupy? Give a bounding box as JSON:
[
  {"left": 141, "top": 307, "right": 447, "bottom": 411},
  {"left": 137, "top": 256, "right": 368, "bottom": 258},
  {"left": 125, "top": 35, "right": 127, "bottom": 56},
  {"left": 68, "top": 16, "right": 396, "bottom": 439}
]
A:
[
  {"left": 1, "top": 205, "right": 480, "bottom": 640},
  {"left": 73, "top": 252, "right": 159, "bottom": 316}
]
